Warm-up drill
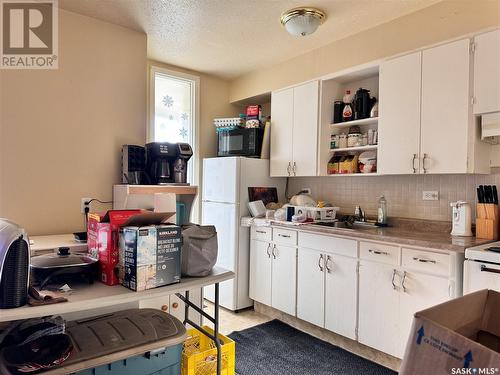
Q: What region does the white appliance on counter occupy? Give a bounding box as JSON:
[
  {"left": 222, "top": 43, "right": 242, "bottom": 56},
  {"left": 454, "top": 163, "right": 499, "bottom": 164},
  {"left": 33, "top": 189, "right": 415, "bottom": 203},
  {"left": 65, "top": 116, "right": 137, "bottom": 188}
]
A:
[
  {"left": 464, "top": 242, "right": 500, "bottom": 294},
  {"left": 450, "top": 201, "right": 472, "bottom": 237},
  {"left": 202, "top": 157, "right": 285, "bottom": 311}
]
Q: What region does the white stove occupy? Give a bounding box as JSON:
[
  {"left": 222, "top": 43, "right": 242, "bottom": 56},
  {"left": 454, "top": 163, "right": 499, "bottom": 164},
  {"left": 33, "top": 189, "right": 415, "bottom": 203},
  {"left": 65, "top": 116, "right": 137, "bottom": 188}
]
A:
[{"left": 464, "top": 241, "right": 500, "bottom": 294}]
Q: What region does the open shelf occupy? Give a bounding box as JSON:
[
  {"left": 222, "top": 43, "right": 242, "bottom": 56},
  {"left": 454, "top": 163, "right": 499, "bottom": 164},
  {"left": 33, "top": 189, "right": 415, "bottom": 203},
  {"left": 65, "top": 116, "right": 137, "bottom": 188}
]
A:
[
  {"left": 330, "top": 117, "right": 378, "bottom": 129},
  {"left": 330, "top": 145, "right": 378, "bottom": 152},
  {"left": 318, "top": 61, "right": 380, "bottom": 176},
  {"left": 324, "top": 172, "right": 381, "bottom": 177}
]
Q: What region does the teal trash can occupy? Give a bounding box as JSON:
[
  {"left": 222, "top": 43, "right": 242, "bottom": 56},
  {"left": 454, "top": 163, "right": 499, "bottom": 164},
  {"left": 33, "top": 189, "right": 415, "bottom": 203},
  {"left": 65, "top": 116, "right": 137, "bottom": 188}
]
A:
[
  {"left": 76, "top": 344, "right": 183, "bottom": 375},
  {"left": 61, "top": 309, "right": 186, "bottom": 375}
]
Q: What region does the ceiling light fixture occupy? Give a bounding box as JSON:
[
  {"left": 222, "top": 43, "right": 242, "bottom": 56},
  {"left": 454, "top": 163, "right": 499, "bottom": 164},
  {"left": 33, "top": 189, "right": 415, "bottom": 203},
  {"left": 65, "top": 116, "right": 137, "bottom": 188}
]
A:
[{"left": 280, "top": 7, "right": 326, "bottom": 37}]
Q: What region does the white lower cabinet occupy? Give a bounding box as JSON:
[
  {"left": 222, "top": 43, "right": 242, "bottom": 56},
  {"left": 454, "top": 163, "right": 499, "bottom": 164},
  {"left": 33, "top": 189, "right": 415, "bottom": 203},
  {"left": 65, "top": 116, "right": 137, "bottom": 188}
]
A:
[
  {"left": 138, "top": 288, "right": 203, "bottom": 325},
  {"left": 324, "top": 254, "right": 358, "bottom": 340},
  {"left": 297, "top": 243, "right": 358, "bottom": 339},
  {"left": 398, "top": 272, "right": 450, "bottom": 358},
  {"left": 249, "top": 237, "right": 296, "bottom": 315},
  {"left": 358, "top": 261, "right": 400, "bottom": 357},
  {"left": 250, "top": 227, "right": 460, "bottom": 359},
  {"left": 358, "top": 252, "right": 453, "bottom": 358},
  {"left": 249, "top": 239, "right": 272, "bottom": 306},
  {"left": 271, "top": 244, "right": 297, "bottom": 315},
  {"left": 297, "top": 247, "right": 325, "bottom": 327}
]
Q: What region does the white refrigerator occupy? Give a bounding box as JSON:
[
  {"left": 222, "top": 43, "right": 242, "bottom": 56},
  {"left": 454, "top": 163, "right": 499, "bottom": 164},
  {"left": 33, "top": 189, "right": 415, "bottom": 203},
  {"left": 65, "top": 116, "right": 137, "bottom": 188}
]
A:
[{"left": 202, "top": 157, "right": 285, "bottom": 311}]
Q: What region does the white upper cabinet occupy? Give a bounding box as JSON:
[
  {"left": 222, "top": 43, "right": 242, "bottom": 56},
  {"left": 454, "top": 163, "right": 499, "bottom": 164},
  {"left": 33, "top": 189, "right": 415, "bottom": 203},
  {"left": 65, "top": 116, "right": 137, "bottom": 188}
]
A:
[
  {"left": 377, "top": 38, "right": 489, "bottom": 175},
  {"left": 378, "top": 52, "right": 422, "bottom": 174},
  {"left": 473, "top": 29, "right": 500, "bottom": 115},
  {"left": 420, "top": 38, "right": 471, "bottom": 174},
  {"left": 270, "top": 88, "right": 294, "bottom": 177},
  {"left": 270, "top": 81, "right": 319, "bottom": 177},
  {"left": 292, "top": 81, "right": 319, "bottom": 177}
]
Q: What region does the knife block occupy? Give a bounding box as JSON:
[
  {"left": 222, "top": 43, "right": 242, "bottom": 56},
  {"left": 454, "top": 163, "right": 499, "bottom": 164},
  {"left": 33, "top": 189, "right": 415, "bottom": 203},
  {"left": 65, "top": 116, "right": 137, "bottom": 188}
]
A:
[{"left": 476, "top": 203, "right": 499, "bottom": 240}]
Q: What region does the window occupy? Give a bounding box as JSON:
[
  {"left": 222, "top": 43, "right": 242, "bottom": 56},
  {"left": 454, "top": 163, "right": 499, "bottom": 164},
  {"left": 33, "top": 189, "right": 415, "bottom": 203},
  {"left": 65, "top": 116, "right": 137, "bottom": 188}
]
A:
[{"left": 149, "top": 66, "right": 200, "bottom": 185}]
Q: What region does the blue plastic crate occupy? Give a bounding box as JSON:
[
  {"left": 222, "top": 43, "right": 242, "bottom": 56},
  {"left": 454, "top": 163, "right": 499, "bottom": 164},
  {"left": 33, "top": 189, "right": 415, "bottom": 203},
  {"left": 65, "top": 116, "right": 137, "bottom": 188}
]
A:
[{"left": 76, "top": 344, "right": 182, "bottom": 375}]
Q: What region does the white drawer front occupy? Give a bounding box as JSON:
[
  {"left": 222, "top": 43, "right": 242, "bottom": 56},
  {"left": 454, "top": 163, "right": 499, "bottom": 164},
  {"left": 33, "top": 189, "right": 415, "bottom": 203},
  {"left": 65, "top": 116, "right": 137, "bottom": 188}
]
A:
[
  {"left": 402, "top": 248, "right": 450, "bottom": 276},
  {"left": 298, "top": 232, "right": 357, "bottom": 257},
  {"left": 273, "top": 228, "right": 297, "bottom": 246},
  {"left": 251, "top": 226, "right": 272, "bottom": 242},
  {"left": 359, "top": 241, "right": 399, "bottom": 265},
  {"left": 464, "top": 260, "right": 500, "bottom": 294}
]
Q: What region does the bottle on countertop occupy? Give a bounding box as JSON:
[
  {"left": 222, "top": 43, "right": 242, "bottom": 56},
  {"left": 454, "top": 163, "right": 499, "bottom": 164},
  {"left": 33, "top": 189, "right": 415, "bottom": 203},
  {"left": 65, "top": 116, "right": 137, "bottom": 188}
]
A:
[
  {"left": 377, "top": 195, "right": 388, "bottom": 226},
  {"left": 342, "top": 90, "right": 353, "bottom": 122}
]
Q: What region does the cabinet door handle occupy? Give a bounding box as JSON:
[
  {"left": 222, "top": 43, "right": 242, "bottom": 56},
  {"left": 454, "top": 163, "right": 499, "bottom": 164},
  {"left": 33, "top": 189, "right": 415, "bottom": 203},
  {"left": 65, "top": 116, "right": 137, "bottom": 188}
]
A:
[
  {"left": 401, "top": 271, "right": 407, "bottom": 292},
  {"left": 293, "top": 162, "right": 297, "bottom": 176},
  {"left": 318, "top": 254, "right": 324, "bottom": 272},
  {"left": 369, "top": 249, "right": 388, "bottom": 255},
  {"left": 287, "top": 162, "right": 291, "bottom": 176},
  {"left": 256, "top": 230, "right": 267, "bottom": 234},
  {"left": 412, "top": 154, "right": 418, "bottom": 173},
  {"left": 266, "top": 243, "right": 271, "bottom": 258},
  {"left": 422, "top": 153, "right": 429, "bottom": 173},
  {"left": 391, "top": 269, "right": 397, "bottom": 290},
  {"left": 278, "top": 234, "right": 291, "bottom": 238},
  {"left": 480, "top": 265, "right": 500, "bottom": 274},
  {"left": 448, "top": 282, "right": 453, "bottom": 298},
  {"left": 325, "top": 255, "right": 333, "bottom": 273},
  {"left": 412, "top": 257, "right": 436, "bottom": 264},
  {"left": 272, "top": 244, "right": 277, "bottom": 259}
]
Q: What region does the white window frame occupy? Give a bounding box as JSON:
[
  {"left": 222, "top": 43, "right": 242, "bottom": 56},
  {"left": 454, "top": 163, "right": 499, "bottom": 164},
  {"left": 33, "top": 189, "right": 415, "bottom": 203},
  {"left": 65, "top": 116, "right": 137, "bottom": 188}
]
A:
[{"left": 148, "top": 65, "right": 200, "bottom": 188}]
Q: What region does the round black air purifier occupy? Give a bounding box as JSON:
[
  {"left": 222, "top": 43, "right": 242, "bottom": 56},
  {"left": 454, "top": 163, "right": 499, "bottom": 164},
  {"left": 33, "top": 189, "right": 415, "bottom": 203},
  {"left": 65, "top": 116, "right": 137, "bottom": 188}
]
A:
[{"left": 0, "top": 237, "right": 29, "bottom": 309}]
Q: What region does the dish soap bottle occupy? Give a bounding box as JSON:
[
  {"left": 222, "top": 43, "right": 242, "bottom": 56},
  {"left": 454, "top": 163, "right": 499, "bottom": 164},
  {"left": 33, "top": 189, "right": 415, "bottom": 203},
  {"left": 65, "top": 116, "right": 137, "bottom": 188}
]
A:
[
  {"left": 377, "top": 195, "right": 387, "bottom": 226},
  {"left": 342, "top": 90, "right": 353, "bottom": 122}
]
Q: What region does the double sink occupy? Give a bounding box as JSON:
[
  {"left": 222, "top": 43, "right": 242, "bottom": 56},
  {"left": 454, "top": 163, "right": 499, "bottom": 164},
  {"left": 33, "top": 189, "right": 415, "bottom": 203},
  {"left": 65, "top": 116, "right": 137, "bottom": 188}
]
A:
[{"left": 311, "top": 221, "right": 380, "bottom": 231}]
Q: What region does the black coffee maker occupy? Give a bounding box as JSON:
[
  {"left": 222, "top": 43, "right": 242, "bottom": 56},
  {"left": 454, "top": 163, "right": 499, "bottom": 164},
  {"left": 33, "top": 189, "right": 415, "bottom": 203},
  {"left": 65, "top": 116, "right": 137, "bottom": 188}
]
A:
[
  {"left": 145, "top": 142, "right": 193, "bottom": 184},
  {"left": 354, "top": 88, "right": 371, "bottom": 120}
]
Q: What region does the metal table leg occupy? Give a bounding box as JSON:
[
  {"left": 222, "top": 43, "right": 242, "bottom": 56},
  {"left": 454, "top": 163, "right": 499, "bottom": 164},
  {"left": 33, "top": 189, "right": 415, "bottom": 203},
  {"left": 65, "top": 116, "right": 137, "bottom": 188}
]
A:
[{"left": 176, "top": 282, "right": 222, "bottom": 375}]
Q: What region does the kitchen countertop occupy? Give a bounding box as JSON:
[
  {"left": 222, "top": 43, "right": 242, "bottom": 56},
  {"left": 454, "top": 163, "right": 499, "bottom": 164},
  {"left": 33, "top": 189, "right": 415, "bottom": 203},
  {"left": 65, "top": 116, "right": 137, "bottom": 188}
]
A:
[
  {"left": 294, "top": 223, "right": 491, "bottom": 252},
  {"left": 244, "top": 217, "right": 493, "bottom": 252}
]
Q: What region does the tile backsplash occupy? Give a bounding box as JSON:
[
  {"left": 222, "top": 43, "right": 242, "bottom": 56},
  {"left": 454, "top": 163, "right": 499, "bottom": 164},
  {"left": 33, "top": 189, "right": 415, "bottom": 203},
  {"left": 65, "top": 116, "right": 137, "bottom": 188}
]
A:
[{"left": 287, "top": 172, "right": 500, "bottom": 222}]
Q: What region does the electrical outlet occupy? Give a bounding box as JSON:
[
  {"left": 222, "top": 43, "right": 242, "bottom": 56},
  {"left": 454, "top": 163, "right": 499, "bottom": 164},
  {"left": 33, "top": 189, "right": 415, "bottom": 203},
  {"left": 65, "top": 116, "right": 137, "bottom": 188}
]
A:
[
  {"left": 81, "top": 197, "right": 92, "bottom": 214},
  {"left": 302, "top": 188, "right": 312, "bottom": 195},
  {"left": 422, "top": 191, "right": 439, "bottom": 201}
]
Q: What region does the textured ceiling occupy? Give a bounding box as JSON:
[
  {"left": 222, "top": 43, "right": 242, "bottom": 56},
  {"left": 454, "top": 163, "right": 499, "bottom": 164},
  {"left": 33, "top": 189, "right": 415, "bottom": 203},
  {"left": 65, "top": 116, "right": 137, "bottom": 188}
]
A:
[{"left": 59, "top": 0, "right": 442, "bottom": 79}]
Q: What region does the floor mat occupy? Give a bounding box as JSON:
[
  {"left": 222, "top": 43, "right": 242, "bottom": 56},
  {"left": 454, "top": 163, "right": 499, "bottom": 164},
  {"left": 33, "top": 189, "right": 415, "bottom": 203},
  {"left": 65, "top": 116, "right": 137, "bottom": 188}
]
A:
[{"left": 228, "top": 319, "right": 396, "bottom": 375}]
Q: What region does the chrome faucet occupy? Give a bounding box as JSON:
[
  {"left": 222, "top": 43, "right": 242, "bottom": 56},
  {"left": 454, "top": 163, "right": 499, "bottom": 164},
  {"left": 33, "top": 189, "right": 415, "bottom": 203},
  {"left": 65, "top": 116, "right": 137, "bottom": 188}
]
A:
[{"left": 354, "top": 206, "right": 366, "bottom": 222}]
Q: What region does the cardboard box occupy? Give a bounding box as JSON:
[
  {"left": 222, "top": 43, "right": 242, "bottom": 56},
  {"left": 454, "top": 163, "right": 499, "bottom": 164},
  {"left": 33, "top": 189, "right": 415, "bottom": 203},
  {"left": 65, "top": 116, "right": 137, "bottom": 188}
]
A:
[
  {"left": 119, "top": 224, "right": 182, "bottom": 291},
  {"left": 401, "top": 289, "right": 500, "bottom": 375},
  {"left": 87, "top": 209, "right": 142, "bottom": 285}
]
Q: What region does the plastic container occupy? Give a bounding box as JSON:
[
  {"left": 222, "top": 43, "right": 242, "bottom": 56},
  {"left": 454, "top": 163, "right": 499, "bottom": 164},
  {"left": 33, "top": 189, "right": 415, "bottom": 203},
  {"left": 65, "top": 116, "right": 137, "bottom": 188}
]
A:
[
  {"left": 66, "top": 309, "right": 186, "bottom": 375},
  {"left": 77, "top": 345, "right": 183, "bottom": 375},
  {"left": 181, "top": 326, "right": 235, "bottom": 375}
]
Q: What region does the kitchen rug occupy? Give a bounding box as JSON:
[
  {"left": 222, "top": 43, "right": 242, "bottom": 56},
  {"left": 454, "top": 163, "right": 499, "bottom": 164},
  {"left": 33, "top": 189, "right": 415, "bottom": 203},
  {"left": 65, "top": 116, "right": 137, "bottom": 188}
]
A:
[{"left": 228, "top": 320, "right": 397, "bottom": 375}]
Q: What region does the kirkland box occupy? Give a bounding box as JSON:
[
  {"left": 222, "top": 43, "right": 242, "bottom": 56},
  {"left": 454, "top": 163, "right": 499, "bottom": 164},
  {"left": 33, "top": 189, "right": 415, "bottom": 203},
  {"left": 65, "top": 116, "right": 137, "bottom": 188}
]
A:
[
  {"left": 400, "top": 289, "right": 500, "bottom": 375},
  {"left": 120, "top": 224, "right": 181, "bottom": 291},
  {"left": 87, "top": 209, "right": 142, "bottom": 285}
]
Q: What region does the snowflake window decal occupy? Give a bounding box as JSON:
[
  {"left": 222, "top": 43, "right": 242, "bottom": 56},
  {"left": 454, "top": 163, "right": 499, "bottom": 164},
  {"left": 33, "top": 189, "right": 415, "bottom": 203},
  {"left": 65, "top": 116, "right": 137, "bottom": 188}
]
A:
[
  {"left": 181, "top": 112, "right": 188, "bottom": 121},
  {"left": 162, "top": 95, "right": 174, "bottom": 107},
  {"left": 179, "top": 127, "right": 188, "bottom": 139}
]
